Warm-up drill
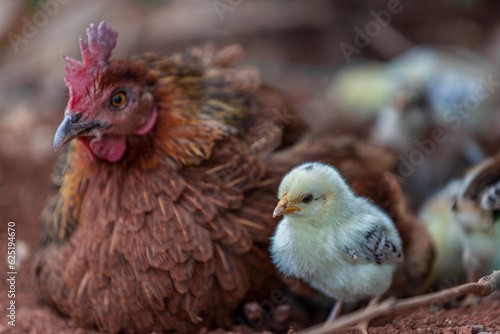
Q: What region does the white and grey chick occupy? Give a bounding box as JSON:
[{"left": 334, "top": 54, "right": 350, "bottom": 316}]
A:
[{"left": 270, "top": 162, "right": 403, "bottom": 325}]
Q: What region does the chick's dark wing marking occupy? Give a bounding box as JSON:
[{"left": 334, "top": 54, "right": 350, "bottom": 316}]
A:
[
  {"left": 361, "top": 227, "right": 403, "bottom": 264},
  {"left": 344, "top": 247, "right": 358, "bottom": 260}
]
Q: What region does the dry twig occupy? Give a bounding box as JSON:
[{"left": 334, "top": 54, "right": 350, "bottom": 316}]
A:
[{"left": 300, "top": 270, "right": 500, "bottom": 334}]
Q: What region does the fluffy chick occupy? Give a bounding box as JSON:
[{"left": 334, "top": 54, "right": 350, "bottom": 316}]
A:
[
  {"left": 419, "top": 180, "right": 465, "bottom": 284},
  {"left": 451, "top": 154, "right": 500, "bottom": 283},
  {"left": 270, "top": 162, "right": 403, "bottom": 324},
  {"left": 420, "top": 179, "right": 500, "bottom": 290}
]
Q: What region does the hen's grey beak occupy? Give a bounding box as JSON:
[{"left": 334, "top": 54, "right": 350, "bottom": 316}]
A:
[{"left": 53, "top": 114, "right": 97, "bottom": 151}]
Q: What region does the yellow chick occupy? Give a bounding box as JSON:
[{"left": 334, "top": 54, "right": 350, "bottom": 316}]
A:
[
  {"left": 270, "top": 162, "right": 404, "bottom": 327},
  {"left": 419, "top": 180, "right": 464, "bottom": 285}
]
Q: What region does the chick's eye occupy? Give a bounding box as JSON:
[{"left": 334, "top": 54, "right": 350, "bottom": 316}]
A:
[
  {"left": 302, "top": 194, "right": 313, "bottom": 204},
  {"left": 110, "top": 91, "right": 127, "bottom": 109}
]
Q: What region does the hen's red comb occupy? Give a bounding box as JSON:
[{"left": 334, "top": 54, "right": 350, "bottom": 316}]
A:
[{"left": 64, "top": 21, "right": 118, "bottom": 114}]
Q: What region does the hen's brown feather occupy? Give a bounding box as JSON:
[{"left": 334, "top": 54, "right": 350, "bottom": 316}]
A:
[{"left": 33, "top": 44, "right": 303, "bottom": 333}]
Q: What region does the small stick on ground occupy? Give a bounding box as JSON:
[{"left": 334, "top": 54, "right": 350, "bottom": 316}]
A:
[{"left": 299, "top": 270, "right": 500, "bottom": 334}]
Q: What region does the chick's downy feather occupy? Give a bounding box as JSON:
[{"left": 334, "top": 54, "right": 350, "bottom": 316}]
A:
[
  {"left": 270, "top": 162, "right": 403, "bottom": 302},
  {"left": 451, "top": 153, "right": 500, "bottom": 281},
  {"left": 266, "top": 138, "right": 435, "bottom": 298}
]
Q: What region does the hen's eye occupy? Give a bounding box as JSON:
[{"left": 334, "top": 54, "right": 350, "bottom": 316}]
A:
[
  {"left": 110, "top": 90, "right": 127, "bottom": 109},
  {"left": 302, "top": 194, "right": 313, "bottom": 204}
]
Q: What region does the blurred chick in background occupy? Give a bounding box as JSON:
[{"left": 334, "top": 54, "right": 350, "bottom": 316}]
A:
[
  {"left": 419, "top": 180, "right": 465, "bottom": 284},
  {"left": 420, "top": 153, "right": 500, "bottom": 290},
  {"left": 328, "top": 47, "right": 493, "bottom": 205},
  {"left": 452, "top": 154, "right": 500, "bottom": 283}
]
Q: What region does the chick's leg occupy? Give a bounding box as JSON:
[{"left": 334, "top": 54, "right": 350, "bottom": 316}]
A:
[
  {"left": 461, "top": 265, "right": 481, "bottom": 306},
  {"left": 461, "top": 245, "right": 481, "bottom": 306},
  {"left": 348, "top": 295, "right": 383, "bottom": 334},
  {"left": 324, "top": 300, "right": 344, "bottom": 325}
]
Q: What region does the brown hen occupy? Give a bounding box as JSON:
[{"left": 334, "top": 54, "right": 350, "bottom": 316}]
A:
[
  {"left": 33, "top": 21, "right": 297, "bottom": 334},
  {"left": 32, "top": 21, "right": 432, "bottom": 333}
]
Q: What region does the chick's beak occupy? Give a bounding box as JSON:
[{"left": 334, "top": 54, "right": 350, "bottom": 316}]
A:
[
  {"left": 273, "top": 196, "right": 300, "bottom": 218},
  {"left": 54, "top": 114, "right": 98, "bottom": 151}
]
